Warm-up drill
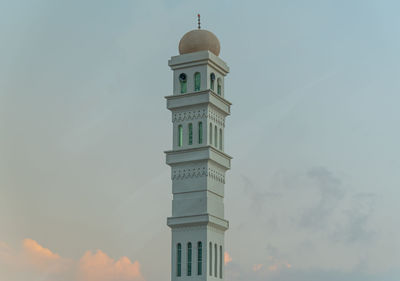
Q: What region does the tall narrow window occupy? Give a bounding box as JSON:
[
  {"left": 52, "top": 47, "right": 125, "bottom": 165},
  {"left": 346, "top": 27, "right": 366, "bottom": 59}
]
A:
[
  {"left": 210, "top": 73, "right": 216, "bottom": 90},
  {"left": 219, "top": 128, "right": 223, "bottom": 150},
  {"left": 209, "top": 242, "right": 212, "bottom": 276},
  {"left": 214, "top": 244, "right": 218, "bottom": 277},
  {"left": 209, "top": 123, "right": 213, "bottom": 145},
  {"left": 177, "top": 243, "right": 182, "bottom": 277},
  {"left": 194, "top": 72, "right": 201, "bottom": 91},
  {"left": 217, "top": 78, "right": 222, "bottom": 95},
  {"left": 178, "top": 125, "right": 183, "bottom": 147},
  {"left": 188, "top": 123, "right": 193, "bottom": 145},
  {"left": 179, "top": 73, "right": 187, "bottom": 94},
  {"left": 214, "top": 126, "right": 218, "bottom": 148},
  {"left": 187, "top": 242, "right": 192, "bottom": 276},
  {"left": 219, "top": 246, "right": 223, "bottom": 278},
  {"left": 198, "top": 122, "right": 203, "bottom": 144},
  {"left": 197, "top": 242, "right": 202, "bottom": 275}
]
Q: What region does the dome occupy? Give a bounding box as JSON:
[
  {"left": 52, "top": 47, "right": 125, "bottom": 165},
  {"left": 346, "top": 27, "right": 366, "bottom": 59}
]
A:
[{"left": 179, "top": 29, "right": 220, "bottom": 56}]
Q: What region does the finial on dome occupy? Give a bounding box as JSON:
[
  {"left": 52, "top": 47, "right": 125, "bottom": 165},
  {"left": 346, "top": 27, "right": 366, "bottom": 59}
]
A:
[{"left": 197, "top": 14, "right": 201, "bottom": 29}]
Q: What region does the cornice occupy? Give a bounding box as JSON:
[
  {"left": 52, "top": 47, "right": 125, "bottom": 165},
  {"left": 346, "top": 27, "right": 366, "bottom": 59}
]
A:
[
  {"left": 164, "top": 145, "right": 232, "bottom": 160},
  {"left": 165, "top": 89, "right": 232, "bottom": 106},
  {"left": 167, "top": 213, "right": 229, "bottom": 231}
]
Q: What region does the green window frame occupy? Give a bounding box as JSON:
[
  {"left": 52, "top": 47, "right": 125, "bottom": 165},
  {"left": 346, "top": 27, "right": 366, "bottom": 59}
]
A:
[
  {"left": 187, "top": 242, "right": 192, "bottom": 276},
  {"left": 197, "top": 242, "right": 202, "bottom": 275},
  {"left": 177, "top": 243, "right": 182, "bottom": 276},
  {"left": 198, "top": 122, "right": 203, "bottom": 144},
  {"left": 217, "top": 78, "right": 222, "bottom": 95},
  {"left": 188, "top": 123, "right": 193, "bottom": 145},
  {"left": 194, "top": 72, "right": 201, "bottom": 91},
  {"left": 214, "top": 126, "right": 218, "bottom": 148},
  {"left": 210, "top": 73, "right": 215, "bottom": 90},
  {"left": 178, "top": 125, "right": 183, "bottom": 147},
  {"left": 214, "top": 244, "right": 217, "bottom": 277},
  {"left": 180, "top": 73, "right": 187, "bottom": 94},
  {"left": 180, "top": 81, "right": 187, "bottom": 93},
  {"left": 209, "top": 123, "right": 213, "bottom": 146},
  {"left": 219, "top": 128, "right": 223, "bottom": 150},
  {"left": 209, "top": 242, "right": 212, "bottom": 276},
  {"left": 219, "top": 245, "right": 223, "bottom": 278}
]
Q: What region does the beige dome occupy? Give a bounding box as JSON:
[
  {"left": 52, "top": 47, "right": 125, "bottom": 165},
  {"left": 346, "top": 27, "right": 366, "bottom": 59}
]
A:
[{"left": 179, "top": 29, "right": 220, "bottom": 56}]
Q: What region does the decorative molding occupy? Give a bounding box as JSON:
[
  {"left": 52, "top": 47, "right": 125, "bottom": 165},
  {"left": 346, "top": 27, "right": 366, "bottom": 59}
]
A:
[
  {"left": 172, "top": 167, "right": 207, "bottom": 180},
  {"left": 208, "top": 108, "right": 225, "bottom": 127},
  {"left": 171, "top": 107, "right": 226, "bottom": 127},
  {"left": 172, "top": 109, "right": 207, "bottom": 123},
  {"left": 172, "top": 167, "right": 225, "bottom": 183},
  {"left": 208, "top": 168, "right": 225, "bottom": 184}
]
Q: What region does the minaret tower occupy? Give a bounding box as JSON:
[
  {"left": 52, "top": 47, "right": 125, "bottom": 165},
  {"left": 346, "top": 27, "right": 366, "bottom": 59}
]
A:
[{"left": 165, "top": 16, "right": 232, "bottom": 281}]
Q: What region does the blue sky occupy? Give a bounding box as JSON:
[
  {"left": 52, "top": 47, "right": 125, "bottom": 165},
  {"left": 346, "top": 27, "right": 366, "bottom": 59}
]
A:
[{"left": 0, "top": 1, "right": 399, "bottom": 280}]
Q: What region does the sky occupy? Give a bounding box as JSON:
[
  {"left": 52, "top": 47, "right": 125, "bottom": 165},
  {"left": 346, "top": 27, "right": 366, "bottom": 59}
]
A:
[{"left": 1, "top": 0, "right": 400, "bottom": 280}]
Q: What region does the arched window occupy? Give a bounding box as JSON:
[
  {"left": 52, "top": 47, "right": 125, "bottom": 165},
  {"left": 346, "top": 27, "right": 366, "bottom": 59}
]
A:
[
  {"left": 187, "top": 242, "right": 192, "bottom": 276},
  {"left": 178, "top": 125, "right": 183, "bottom": 147},
  {"left": 209, "top": 242, "right": 212, "bottom": 276},
  {"left": 188, "top": 123, "right": 193, "bottom": 145},
  {"left": 217, "top": 78, "right": 222, "bottom": 95},
  {"left": 214, "top": 126, "right": 218, "bottom": 148},
  {"left": 194, "top": 72, "right": 201, "bottom": 91},
  {"left": 177, "top": 243, "right": 182, "bottom": 277},
  {"left": 197, "top": 242, "right": 202, "bottom": 275},
  {"left": 209, "top": 123, "right": 213, "bottom": 145},
  {"left": 214, "top": 244, "right": 217, "bottom": 277},
  {"left": 198, "top": 122, "right": 203, "bottom": 144},
  {"left": 219, "top": 245, "right": 223, "bottom": 278},
  {"left": 179, "top": 73, "right": 187, "bottom": 94},
  {"left": 219, "top": 128, "right": 223, "bottom": 150},
  {"left": 210, "top": 73, "right": 216, "bottom": 90}
]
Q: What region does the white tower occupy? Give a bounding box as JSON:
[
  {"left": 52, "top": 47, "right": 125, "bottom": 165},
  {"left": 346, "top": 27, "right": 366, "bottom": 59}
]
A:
[{"left": 165, "top": 20, "right": 232, "bottom": 281}]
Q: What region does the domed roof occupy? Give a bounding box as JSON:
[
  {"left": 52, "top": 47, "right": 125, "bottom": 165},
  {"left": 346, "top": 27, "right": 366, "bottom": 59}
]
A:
[{"left": 179, "top": 29, "right": 220, "bottom": 56}]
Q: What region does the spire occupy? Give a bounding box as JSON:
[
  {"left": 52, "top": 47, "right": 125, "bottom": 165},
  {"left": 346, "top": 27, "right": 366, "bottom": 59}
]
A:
[{"left": 197, "top": 14, "right": 201, "bottom": 29}]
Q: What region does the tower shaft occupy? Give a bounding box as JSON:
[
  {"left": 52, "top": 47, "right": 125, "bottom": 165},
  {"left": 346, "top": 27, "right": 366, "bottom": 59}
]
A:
[{"left": 166, "top": 49, "right": 231, "bottom": 281}]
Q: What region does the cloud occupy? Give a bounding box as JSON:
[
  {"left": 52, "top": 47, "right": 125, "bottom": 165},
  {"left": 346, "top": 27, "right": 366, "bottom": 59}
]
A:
[
  {"left": 22, "top": 238, "right": 71, "bottom": 274},
  {"left": 299, "top": 167, "right": 345, "bottom": 230},
  {"left": 0, "top": 239, "right": 144, "bottom": 281},
  {"left": 241, "top": 175, "right": 281, "bottom": 215},
  {"left": 224, "top": 252, "right": 232, "bottom": 265},
  {"left": 78, "top": 250, "right": 144, "bottom": 281}
]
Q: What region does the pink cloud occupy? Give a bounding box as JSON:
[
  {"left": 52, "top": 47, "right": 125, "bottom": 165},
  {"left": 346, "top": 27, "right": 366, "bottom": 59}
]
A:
[
  {"left": 252, "top": 257, "right": 292, "bottom": 274},
  {"left": 22, "top": 238, "right": 71, "bottom": 274},
  {"left": 224, "top": 252, "right": 232, "bottom": 265},
  {"left": 78, "top": 250, "right": 144, "bottom": 281},
  {"left": 0, "top": 239, "right": 145, "bottom": 281}
]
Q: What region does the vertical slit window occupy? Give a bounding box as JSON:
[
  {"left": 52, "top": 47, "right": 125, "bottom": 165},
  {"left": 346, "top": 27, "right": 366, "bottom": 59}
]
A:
[
  {"left": 198, "top": 122, "right": 203, "bottom": 144},
  {"left": 214, "top": 244, "right": 217, "bottom": 277},
  {"left": 219, "top": 128, "right": 223, "bottom": 150},
  {"left": 188, "top": 123, "right": 193, "bottom": 145},
  {"left": 194, "top": 72, "right": 201, "bottom": 91},
  {"left": 178, "top": 125, "right": 183, "bottom": 147},
  {"left": 217, "top": 78, "right": 222, "bottom": 95},
  {"left": 220, "top": 246, "right": 223, "bottom": 278},
  {"left": 177, "top": 243, "right": 182, "bottom": 277},
  {"left": 209, "top": 242, "right": 212, "bottom": 276},
  {"left": 209, "top": 123, "right": 213, "bottom": 145},
  {"left": 187, "top": 242, "right": 192, "bottom": 276},
  {"left": 214, "top": 126, "right": 218, "bottom": 148},
  {"left": 179, "top": 73, "right": 187, "bottom": 94},
  {"left": 210, "top": 73, "right": 215, "bottom": 90},
  {"left": 197, "top": 242, "right": 202, "bottom": 275}
]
